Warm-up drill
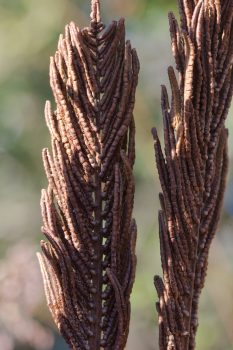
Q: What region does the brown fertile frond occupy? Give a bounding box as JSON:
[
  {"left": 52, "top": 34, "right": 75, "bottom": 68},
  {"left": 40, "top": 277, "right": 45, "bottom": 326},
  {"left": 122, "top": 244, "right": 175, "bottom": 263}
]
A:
[
  {"left": 153, "top": 1, "right": 233, "bottom": 349},
  {"left": 37, "top": 1, "right": 139, "bottom": 349}
]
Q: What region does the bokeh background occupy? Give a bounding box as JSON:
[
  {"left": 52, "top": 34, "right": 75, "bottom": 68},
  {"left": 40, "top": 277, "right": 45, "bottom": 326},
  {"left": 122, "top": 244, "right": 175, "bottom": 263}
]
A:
[{"left": 0, "top": 0, "right": 233, "bottom": 349}]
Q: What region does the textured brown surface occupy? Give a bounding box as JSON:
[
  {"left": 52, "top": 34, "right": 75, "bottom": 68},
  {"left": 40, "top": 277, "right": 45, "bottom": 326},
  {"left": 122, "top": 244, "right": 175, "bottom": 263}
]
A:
[
  {"left": 37, "top": 1, "right": 139, "bottom": 349},
  {"left": 153, "top": 1, "right": 233, "bottom": 349}
]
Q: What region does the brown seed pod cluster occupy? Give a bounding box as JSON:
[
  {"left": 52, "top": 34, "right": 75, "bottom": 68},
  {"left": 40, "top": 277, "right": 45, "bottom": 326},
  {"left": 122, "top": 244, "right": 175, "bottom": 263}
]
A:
[
  {"left": 37, "top": 1, "right": 139, "bottom": 349},
  {"left": 153, "top": 1, "right": 233, "bottom": 349}
]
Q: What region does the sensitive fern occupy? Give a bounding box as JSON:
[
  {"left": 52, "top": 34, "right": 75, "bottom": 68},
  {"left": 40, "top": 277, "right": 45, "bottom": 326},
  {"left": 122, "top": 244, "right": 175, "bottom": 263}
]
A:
[
  {"left": 153, "top": 1, "right": 233, "bottom": 349},
  {"left": 37, "top": 1, "right": 139, "bottom": 349}
]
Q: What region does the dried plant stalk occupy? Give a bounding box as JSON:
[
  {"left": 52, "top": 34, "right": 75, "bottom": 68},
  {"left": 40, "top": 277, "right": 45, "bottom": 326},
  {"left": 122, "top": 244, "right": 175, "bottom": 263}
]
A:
[
  {"left": 153, "top": 1, "right": 233, "bottom": 349},
  {"left": 37, "top": 1, "right": 139, "bottom": 349}
]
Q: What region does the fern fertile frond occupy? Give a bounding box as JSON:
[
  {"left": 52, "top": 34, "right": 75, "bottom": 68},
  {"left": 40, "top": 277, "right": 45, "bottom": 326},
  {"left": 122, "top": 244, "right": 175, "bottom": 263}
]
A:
[{"left": 37, "top": 1, "right": 139, "bottom": 349}]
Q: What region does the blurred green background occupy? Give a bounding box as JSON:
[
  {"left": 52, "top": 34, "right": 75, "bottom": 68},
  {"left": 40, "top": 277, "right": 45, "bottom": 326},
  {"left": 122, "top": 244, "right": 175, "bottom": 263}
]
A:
[{"left": 0, "top": 0, "right": 233, "bottom": 349}]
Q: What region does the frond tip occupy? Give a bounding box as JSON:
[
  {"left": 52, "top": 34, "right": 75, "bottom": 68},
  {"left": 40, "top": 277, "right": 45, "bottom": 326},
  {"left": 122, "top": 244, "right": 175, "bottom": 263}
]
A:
[
  {"left": 91, "top": 0, "right": 101, "bottom": 23},
  {"left": 38, "top": 1, "right": 139, "bottom": 349}
]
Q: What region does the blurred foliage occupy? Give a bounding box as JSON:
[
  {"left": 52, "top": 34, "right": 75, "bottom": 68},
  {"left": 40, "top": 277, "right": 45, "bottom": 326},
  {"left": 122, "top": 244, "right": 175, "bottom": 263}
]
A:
[{"left": 0, "top": 0, "right": 232, "bottom": 349}]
